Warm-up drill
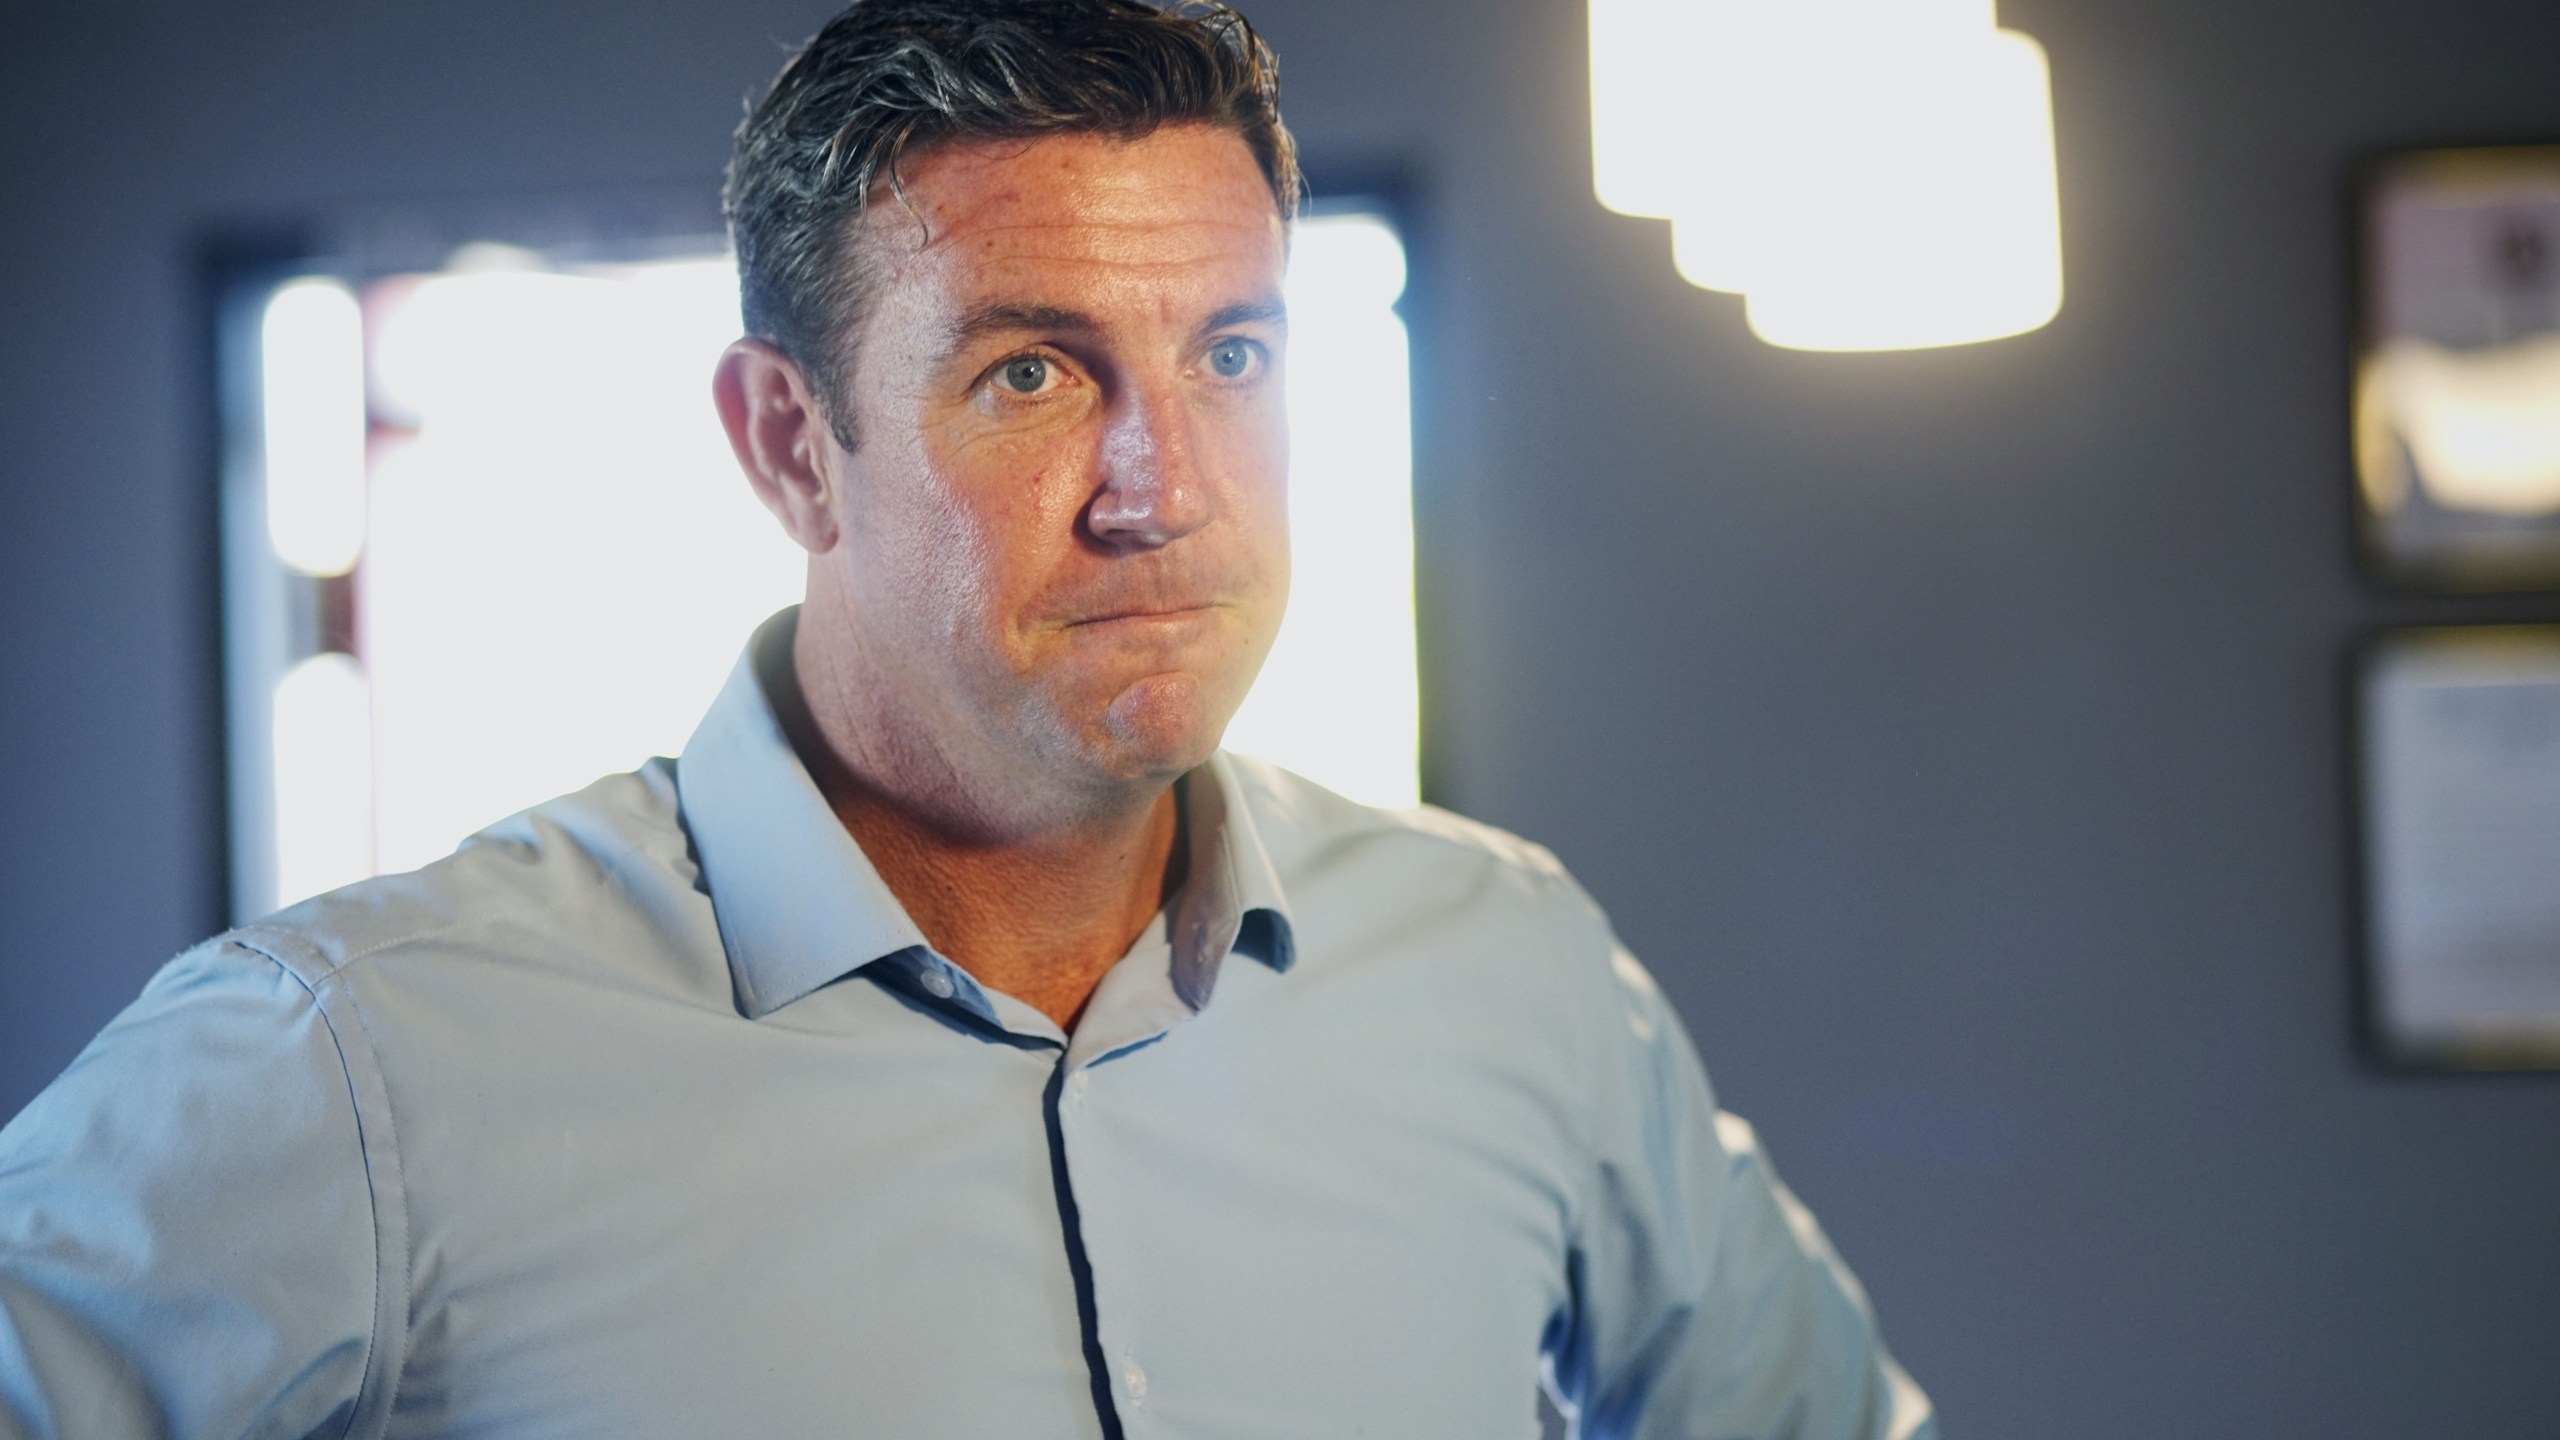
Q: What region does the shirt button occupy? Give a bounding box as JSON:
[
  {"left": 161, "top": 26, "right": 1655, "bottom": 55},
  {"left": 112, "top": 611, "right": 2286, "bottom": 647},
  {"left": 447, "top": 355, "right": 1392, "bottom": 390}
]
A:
[
  {"left": 1122, "top": 1357, "right": 1148, "bottom": 1402},
  {"left": 919, "top": 968, "right": 956, "bottom": 999},
  {"left": 1069, "top": 1069, "right": 1090, "bottom": 1100}
]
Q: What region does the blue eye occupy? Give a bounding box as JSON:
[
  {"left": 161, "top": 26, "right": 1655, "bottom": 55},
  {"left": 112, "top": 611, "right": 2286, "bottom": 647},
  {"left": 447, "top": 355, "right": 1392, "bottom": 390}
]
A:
[
  {"left": 1207, "top": 340, "right": 1256, "bottom": 379},
  {"left": 998, "top": 356, "right": 1050, "bottom": 394}
]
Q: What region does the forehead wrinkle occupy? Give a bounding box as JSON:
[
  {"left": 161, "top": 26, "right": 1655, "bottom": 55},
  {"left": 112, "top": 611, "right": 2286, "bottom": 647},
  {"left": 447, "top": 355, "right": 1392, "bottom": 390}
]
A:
[
  {"left": 887, "top": 209, "right": 1277, "bottom": 290},
  {"left": 859, "top": 131, "right": 1287, "bottom": 373},
  {"left": 929, "top": 216, "right": 1282, "bottom": 278},
  {"left": 928, "top": 246, "right": 1282, "bottom": 345},
  {"left": 894, "top": 144, "right": 1282, "bottom": 260}
]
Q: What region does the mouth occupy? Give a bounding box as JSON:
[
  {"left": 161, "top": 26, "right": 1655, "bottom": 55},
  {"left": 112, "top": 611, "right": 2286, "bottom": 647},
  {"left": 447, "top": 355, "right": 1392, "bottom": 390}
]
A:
[{"left": 1060, "top": 602, "right": 1224, "bottom": 629}]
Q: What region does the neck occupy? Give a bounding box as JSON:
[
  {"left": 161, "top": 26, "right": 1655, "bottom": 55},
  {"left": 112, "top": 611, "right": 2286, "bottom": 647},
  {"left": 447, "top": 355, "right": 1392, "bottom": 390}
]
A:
[{"left": 777, "top": 615, "right": 1185, "bottom": 1032}]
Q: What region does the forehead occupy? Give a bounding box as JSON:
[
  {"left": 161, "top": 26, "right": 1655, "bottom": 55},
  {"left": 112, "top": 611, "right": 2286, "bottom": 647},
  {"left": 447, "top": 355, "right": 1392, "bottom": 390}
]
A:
[{"left": 859, "top": 125, "right": 1286, "bottom": 315}]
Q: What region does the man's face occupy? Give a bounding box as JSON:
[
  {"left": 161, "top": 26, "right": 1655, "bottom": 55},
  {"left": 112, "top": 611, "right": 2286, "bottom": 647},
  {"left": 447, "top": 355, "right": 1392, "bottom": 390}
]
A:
[{"left": 814, "top": 124, "right": 1290, "bottom": 796}]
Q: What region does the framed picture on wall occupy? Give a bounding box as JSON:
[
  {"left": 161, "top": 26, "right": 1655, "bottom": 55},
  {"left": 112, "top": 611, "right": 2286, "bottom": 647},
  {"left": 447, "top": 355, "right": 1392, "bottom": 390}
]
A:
[
  {"left": 2358, "top": 626, "right": 2560, "bottom": 1069},
  {"left": 2356, "top": 146, "right": 2560, "bottom": 591}
]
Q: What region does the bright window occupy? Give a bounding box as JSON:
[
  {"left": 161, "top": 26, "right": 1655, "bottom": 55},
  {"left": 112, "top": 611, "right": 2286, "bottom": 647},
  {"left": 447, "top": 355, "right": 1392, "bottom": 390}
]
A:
[{"left": 226, "top": 213, "right": 1417, "bottom": 919}]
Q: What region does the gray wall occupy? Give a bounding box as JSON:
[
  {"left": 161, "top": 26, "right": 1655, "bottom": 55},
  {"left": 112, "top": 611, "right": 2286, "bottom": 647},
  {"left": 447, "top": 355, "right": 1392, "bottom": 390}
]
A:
[{"left": 5, "top": 0, "right": 2558, "bottom": 1433}]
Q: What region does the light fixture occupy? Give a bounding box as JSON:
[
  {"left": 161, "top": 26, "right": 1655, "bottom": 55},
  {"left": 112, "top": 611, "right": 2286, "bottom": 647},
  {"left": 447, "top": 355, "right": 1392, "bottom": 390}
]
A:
[
  {"left": 1593, "top": 0, "right": 2063, "bottom": 352},
  {"left": 1588, "top": 0, "right": 1706, "bottom": 220}
]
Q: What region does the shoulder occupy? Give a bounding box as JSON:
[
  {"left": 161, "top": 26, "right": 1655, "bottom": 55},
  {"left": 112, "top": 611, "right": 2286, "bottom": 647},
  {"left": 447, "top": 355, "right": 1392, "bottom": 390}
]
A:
[
  {"left": 1221, "top": 751, "right": 1615, "bottom": 962},
  {"left": 1225, "top": 751, "right": 1590, "bottom": 897},
  {"left": 228, "top": 760, "right": 698, "bottom": 990},
  {"left": 1223, "top": 753, "right": 1679, "bottom": 1044}
]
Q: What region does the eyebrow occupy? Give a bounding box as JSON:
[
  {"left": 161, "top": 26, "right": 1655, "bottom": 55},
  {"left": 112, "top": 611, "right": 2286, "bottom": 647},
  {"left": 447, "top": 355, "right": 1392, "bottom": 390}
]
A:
[
  {"left": 948, "top": 303, "right": 1100, "bottom": 350},
  {"left": 1202, "top": 298, "right": 1290, "bottom": 335},
  {"left": 943, "top": 296, "right": 1291, "bottom": 353}
]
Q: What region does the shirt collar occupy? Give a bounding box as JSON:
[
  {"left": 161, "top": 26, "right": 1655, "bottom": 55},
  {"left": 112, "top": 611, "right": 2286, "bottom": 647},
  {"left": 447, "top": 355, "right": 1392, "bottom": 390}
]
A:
[
  {"left": 1169, "top": 752, "right": 1296, "bottom": 1008},
  {"left": 677, "top": 608, "right": 1295, "bottom": 1021}
]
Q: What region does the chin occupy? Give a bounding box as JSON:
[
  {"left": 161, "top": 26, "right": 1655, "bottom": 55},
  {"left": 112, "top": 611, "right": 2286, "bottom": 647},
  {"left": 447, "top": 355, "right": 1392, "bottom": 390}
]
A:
[{"left": 1084, "top": 670, "right": 1234, "bottom": 782}]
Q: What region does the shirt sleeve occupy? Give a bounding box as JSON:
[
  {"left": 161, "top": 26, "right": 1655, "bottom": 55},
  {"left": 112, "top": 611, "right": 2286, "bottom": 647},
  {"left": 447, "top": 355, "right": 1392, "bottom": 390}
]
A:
[
  {"left": 0, "top": 938, "right": 392, "bottom": 1440},
  {"left": 1551, "top": 942, "right": 1935, "bottom": 1440}
]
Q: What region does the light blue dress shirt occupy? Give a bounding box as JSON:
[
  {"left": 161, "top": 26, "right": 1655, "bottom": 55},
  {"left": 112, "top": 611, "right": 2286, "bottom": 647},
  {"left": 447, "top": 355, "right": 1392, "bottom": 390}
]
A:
[{"left": 0, "top": 612, "right": 1932, "bottom": 1440}]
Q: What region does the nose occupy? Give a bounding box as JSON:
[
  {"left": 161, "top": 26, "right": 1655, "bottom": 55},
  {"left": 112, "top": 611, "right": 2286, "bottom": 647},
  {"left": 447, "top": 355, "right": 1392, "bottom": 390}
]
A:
[{"left": 1085, "top": 381, "right": 1214, "bottom": 551}]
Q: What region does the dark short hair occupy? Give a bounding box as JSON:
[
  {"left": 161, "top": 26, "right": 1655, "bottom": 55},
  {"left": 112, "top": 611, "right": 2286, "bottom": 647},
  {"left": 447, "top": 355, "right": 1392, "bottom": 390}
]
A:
[{"left": 724, "top": 0, "right": 1301, "bottom": 442}]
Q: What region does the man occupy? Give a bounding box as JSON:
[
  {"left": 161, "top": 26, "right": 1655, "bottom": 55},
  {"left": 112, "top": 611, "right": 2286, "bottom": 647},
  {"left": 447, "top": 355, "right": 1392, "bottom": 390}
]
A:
[{"left": 0, "top": 2, "right": 1933, "bottom": 1436}]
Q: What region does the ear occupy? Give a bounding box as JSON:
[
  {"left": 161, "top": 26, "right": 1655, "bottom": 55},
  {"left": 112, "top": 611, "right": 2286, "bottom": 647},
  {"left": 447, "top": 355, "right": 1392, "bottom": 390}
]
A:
[{"left": 714, "top": 337, "right": 844, "bottom": 554}]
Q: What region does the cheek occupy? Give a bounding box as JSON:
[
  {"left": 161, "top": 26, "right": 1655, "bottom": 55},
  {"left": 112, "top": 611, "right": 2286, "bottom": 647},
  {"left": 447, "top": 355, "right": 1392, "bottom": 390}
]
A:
[
  {"left": 870, "top": 433, "right": 1087, "bottom": 657},
  {"left": 911, "top": 490, "right": 1008, "bottom": 640},
  {"left": 835, "top": 435, "right": 993, "bottom": 641}
]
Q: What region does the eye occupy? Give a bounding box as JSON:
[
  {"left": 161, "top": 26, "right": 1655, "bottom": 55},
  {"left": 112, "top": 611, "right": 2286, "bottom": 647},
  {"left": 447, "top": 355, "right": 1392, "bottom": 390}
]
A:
[
  {"left": 996, "top": 355, "right": 1053, "bottom": 395},
  {"left": 1205, "top": 338, "right": 1260, "bottom": 380}
]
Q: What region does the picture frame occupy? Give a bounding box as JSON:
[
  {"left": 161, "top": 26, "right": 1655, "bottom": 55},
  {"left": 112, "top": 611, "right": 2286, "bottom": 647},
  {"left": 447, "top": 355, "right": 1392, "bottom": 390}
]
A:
[
  {"left": 2356, "top": 625, "right": 2560, "bottom": 1069},
  {"left": 2355, "top": 146, "right": 2560, "bottom": 591}
]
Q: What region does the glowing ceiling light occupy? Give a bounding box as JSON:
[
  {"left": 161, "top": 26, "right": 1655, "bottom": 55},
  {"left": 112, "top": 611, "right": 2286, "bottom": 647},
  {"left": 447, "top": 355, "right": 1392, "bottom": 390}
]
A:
[
  {"left": 1588, "top": 0, "right": 1706, "bottom": 219},
  {"left": 1728, "top": 26, "right": 2062, "bottom": 351},
  {"left": 1594, "top": 0, "right": 2063, "bottom": 352},
  {"left": 260, "top": 278, "right": 370, "bottom": 575}
]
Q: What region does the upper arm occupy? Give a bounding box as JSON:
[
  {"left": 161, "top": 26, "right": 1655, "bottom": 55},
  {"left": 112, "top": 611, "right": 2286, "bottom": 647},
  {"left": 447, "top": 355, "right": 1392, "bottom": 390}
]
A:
[
  {"left": 0, "top": 939, "right": 395, "bottom": 1440},
  {"left": 1554, "top": 940, "right": 1934, "bottom": 1440}
]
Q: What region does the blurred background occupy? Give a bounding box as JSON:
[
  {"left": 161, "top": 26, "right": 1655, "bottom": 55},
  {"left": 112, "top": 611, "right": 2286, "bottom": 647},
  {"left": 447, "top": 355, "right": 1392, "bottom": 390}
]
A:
[{"left": 6, "top": 0, "right": 2560, "bottom": 1434}]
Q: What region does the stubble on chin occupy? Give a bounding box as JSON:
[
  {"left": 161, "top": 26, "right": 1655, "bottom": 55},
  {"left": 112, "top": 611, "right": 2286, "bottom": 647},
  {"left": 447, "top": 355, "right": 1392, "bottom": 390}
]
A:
[
  {"left": 1097, "top": 669, "right": 1217, "bottom": 775},
  {"left": 1012, "top": 621, "right": 1266, "bottom": 788}
]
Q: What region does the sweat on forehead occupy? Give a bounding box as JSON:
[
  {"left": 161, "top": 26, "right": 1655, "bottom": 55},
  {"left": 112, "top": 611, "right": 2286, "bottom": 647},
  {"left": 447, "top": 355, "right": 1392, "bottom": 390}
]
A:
[
  {"left": 856, "top": 126, "right": 1284, "bottom": 260},
  {"left": 838, "top": 128, "right": 1288, "bottom": 377},
  {"left": 802, "top": 127, "right": 1259, "bottom": 445}
]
